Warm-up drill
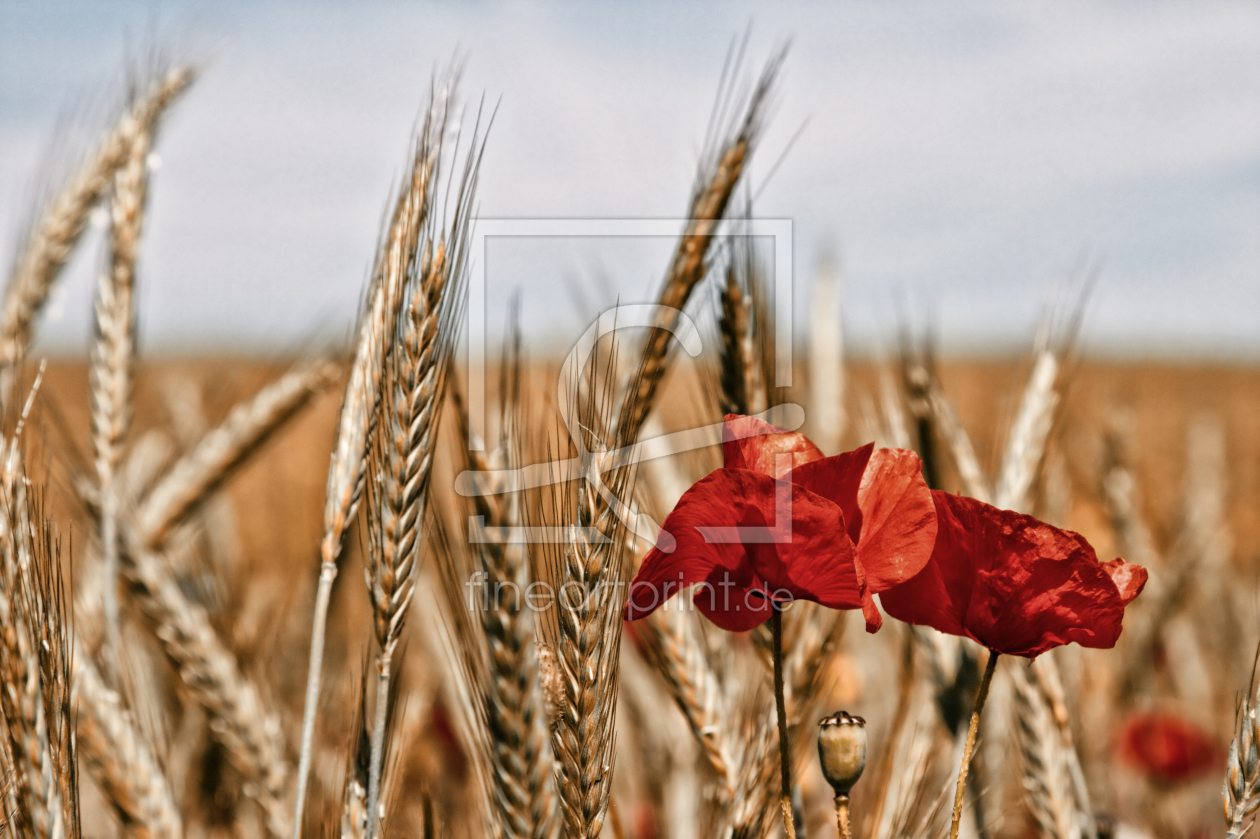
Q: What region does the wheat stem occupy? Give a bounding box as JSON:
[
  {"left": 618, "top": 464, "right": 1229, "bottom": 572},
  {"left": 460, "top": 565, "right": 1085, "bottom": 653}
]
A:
[{"left": 294, "top": 558, "right": 337, "bottom": 836}]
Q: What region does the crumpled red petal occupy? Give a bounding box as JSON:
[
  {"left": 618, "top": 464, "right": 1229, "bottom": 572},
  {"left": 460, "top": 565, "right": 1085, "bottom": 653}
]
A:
[
  {"left": 879, "top": 491, "right": 1146, "bottom": 658},
  {"left": 1100, "top": 558, "right": 1148, "bottom": 606},
  {"left": 722, "top": 414, "right": 823, "bottom": 479},
  {"left": 623, "top": 467, "right": 862, "bottom": 631},
  {"left": 790, "top": 445, "right": 936, "bottom": 593}
]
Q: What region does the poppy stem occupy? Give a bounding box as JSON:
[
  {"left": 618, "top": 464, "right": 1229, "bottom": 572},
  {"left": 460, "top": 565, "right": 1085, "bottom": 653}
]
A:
[
  {"left": 772, "top": 604, "right": 797, "bottom": 839},
  {"left": 950, "top": 650, "right": 999, "bottom": 839},
  {"left": 835, "top": 794, "right": 852, "bottom": 839}
]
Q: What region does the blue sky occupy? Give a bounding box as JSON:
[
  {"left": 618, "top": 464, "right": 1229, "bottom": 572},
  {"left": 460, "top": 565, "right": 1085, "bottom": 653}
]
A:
[{"left": 1, "top": 1, "right": 1258, "bottom": 358}]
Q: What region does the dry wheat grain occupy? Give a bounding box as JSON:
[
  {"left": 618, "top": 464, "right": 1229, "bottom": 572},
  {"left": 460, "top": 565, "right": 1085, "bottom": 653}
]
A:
[{"left": 0, "top": 66, "right": 193, "bottom": 407}]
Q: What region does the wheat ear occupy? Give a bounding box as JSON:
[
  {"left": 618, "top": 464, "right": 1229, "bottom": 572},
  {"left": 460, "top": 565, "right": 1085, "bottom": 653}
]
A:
[
  {"left": 364, "top": 179, "right": 474, "bottom": 838},
  {"left": 1011, "top": 662, "right": 1085, "bottom": 839},
  {"left": 118, "top": 536, "right": 291, "bottom": 835},
  {"left": 548, "top": 442, "right": 631, "bottom": 839},
  {"left": 90, "top": 125, "right": 149, "bottom": 665},
  {"left": 615, "top": 53, "right": 779, "bottom": 446},
  {"left": 864, "top": 625, "right": 916, "bottom": 839},
  {"left": 540, "top": 54, "right": 782, "bottom": 839},
  {"left": 72, "top": 643, "right": 182, "bottom": 839},
  {"left": 0, "top": 66, "right": 193, "bottom": 404},
  {"left": 1100, "top": 423, "right": 1200, "bottom": 702},
  {"left": 925, "top": 375, "right": 992, "bottom": 502},
  {"left": 994, "top": 351, "right": 1059, "bottom": 512},
  {"left": 716, "top": 258, "right": 753, "bottom": 417},
  {"left": 1226, "top": 648, "right": 1260, "bottom": 839},
  {"left": 447, "top": 342, "right": 559, "bottom": 839},
  {"left": 725, "top": 698, "right": 781, "bottom": 839},
  {"left": 0, "top": 441, "right": 78, "bottom": 839},
  {"left": 639, "top": 606, "right": 734, "bottom": 798},
  {"left": 133, "top": 359, "right": 338, "bottom": 550},
  {"left": 291, "top": 111, "right": 442, "bottom": 836}
]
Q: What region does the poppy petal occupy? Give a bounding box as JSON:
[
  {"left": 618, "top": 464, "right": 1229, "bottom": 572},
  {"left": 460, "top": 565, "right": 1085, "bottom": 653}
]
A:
[
  {"left": 624, "top": 467, "right": 863, "bottom": 630},
  {"left": 722, "top": 414, "right": 824, "bottom": 478},
  {"left": 694, "top": 580, "right": 774, "bottom": 632},
  {"left": 1114, "top": 711, "right": 1221, "bottom": 785},
  {"left": 789, "top": 446, "right": 936, "bottom": 593},
  {"left": 784, "top": 443, "right": 872, "bottom": 542},
  {"left": 861, "top": 589, "right": 884, "bottom": 633},
  {"left": 1101, "top": 558, "right": 1148, "bottom": 606},
  {"left": 880, "top": 491, "right": 1146, "bottom": 658}
]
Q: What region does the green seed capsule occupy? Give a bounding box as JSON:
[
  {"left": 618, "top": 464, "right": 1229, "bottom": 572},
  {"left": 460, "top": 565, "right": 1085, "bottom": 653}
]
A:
[{"left": 818, "top": 710, "right": 867, "bottom": 796}]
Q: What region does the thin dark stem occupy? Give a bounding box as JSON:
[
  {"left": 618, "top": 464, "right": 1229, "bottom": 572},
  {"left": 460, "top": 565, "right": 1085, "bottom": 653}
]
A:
[
  {"left": 772, "top": 604, "right": 797, "bottom": 839},
  {"left": 950, "top": 651, "right": 999, "bottom": 839}
]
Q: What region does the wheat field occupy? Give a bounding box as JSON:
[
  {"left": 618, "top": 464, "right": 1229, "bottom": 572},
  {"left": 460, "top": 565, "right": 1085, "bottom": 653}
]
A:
[{"left": 0, "top": 50, "right": 1257, "bottom": 839}]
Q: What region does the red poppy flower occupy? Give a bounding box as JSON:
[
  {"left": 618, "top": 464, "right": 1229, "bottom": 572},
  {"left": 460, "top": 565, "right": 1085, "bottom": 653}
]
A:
[
  {"left": 1115, "top": 711, "right": 1220, "bottom": 785},
  {"left": 623, "top": 415, "right": 937, "bottom": 632},
  {"left": 879, "top": 491, "right": 1148, "bottom": 658}
]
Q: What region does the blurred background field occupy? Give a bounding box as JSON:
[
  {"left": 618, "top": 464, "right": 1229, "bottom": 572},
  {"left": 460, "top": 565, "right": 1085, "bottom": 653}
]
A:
[{"left": 23, "top": 356, "right": 1260, "bottom": 592}]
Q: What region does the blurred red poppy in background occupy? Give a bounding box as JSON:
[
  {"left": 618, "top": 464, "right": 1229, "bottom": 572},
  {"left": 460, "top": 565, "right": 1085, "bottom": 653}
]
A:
[
  {"left": 879, "top": 491, "right": 1147, "bottom": 658},
  {"left": 623, "top": 415, "right": 937, "bottom": 632},
  {"left": 1115, "top": 711, "right": 1221, "bottom": 785}
]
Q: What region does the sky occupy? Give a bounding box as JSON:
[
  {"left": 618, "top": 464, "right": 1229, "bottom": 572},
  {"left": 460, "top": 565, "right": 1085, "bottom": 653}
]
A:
[{"left": 1, "top": 1, "right": 1258, "bottom": 359}]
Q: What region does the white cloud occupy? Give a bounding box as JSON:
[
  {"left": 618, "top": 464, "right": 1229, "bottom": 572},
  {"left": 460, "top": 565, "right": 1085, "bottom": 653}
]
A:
[{"left": 1, "top": 0, "right": 1256, "bottom": 357}]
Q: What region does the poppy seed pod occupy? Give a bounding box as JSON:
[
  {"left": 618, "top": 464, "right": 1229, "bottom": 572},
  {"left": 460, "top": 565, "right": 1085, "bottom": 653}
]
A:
[{"left": 818, "top": 711, "right": 867, "bottom": 796}]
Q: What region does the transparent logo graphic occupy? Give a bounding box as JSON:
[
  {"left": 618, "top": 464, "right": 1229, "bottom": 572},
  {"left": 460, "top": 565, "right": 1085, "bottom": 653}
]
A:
[{"left": 457, "top": 218, "right": 797, "bottom": 553}]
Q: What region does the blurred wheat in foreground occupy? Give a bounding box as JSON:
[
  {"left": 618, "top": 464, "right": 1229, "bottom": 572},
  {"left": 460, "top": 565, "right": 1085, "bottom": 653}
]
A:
[{"left": 0, "top": 46, "right": 1256, "bottom": 839}]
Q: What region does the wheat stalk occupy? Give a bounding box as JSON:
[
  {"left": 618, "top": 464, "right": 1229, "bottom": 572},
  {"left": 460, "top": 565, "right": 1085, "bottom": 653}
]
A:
[
  {"left": 864, "top": 626, "right": 916, "bottom": 839},
  {"left": 91, "top": 124, "right": 150, "bottom": 665},
  {"left": 724, "top": 696, "right": 781, "bottom": 839},
  {"left": 0, "top": 66, "right": 193, "bottom": 406},
  {"left": 900, "top": 349, "right": 943, "bottom": 489},
  {"left": 364, "top": 164, "right": 475, "bottom": 837},
  {"left": 1029, "top": 655, "right": 1095, "bottom": 836},
  {"left": 447, "top": 352, "right": 559, "bottom": 839},
  {"left": 547, "top": 445, "right": 631, "bottom": 839},
  {"left": 72, "top": 644, "right": 182, "bottom": 839},
  {"left": 807, "top": 256, "right": 844, "bottom": 453},
  {"left": 1102, "top": 421, "right": 1209, "bottom": 702},
  {"left": 877, "top": 366, "right": 913, "bottom": 452},
  {"left": 615, "top": 53, "right": 779, "bottom": 446},
  {"left": 1099, "top": 419, "right": 1159, "bottom": 568},
  {"left": 291, "top": 98, "right": 447, "bottom": 834},
  {"left": 133, "top": 359, "right": 338, "bottom": 551}
]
